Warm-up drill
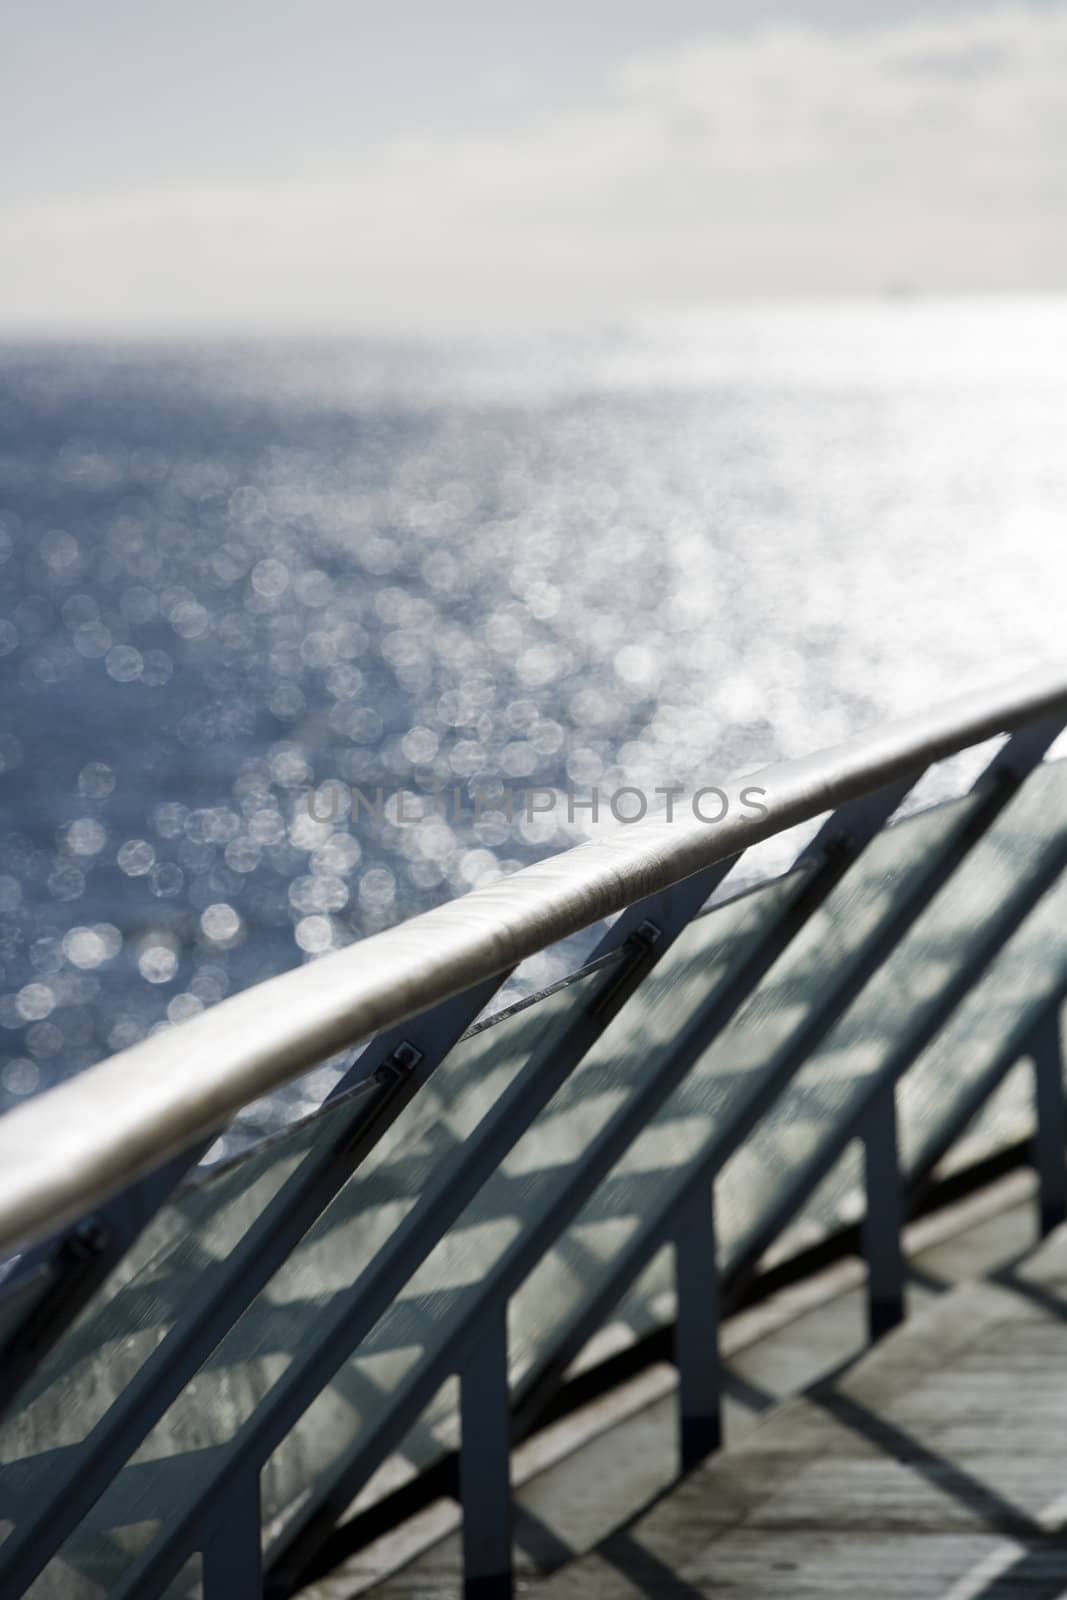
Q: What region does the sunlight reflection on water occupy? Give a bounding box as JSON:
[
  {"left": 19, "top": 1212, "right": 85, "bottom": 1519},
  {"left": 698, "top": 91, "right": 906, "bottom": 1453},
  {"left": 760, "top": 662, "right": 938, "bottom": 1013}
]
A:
[{"left": 0, "top": 297, "right": 1065, "bottom": 1131}]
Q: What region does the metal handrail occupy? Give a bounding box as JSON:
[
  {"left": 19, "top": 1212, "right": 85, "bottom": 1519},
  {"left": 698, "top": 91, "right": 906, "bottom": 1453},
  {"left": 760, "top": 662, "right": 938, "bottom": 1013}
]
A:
[{"left": 1, "top": 665, "right": 1065, "bottom": 1254}]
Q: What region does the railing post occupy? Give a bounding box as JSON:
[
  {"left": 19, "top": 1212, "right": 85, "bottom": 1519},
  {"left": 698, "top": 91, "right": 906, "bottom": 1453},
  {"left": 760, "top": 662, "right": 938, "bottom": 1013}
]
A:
[
  {"left": 459, "top": 1300, "right": 513, "bottom": 1600},
  {"left": 1031, "top": 1011, "right": 1067, "bottom": 1238},
  {"left": 861, "top": 1084, "right": 905, "bottom": 1341},
  {"left": 201, "top": 1469, "right": 262, "bottom": 1600},
  {"left": 673, "top": 1179, "right": 722, "bottom": 1470}
]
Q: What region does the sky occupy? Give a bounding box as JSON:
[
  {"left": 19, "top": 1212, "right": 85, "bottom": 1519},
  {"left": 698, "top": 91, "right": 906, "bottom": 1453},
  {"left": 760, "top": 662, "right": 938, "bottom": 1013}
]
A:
[{"left": 2, "top": 0, "right": 1066, "bottom": 334}]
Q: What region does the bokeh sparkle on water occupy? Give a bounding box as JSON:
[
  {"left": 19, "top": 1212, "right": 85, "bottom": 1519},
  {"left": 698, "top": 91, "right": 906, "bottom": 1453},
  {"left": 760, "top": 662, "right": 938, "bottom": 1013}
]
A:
[{"left": 1, "top": 298, "right": 1065, "bottom": 1139}]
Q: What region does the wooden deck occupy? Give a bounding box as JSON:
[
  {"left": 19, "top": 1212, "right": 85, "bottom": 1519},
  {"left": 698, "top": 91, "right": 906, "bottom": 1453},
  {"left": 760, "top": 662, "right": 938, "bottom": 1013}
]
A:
[
  {"left": 543, "top": 1210, "right": 1067, "bottom": 1597},
  {"left": 306, "top": 1174, "right": 1067, "bottom": 1599}
]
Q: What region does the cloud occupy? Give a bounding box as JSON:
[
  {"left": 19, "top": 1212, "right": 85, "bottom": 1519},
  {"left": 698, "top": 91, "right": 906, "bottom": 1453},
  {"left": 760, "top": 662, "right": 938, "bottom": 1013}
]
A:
[{"left": 3, "top": 4, "right": 1067, "bottom": 332}]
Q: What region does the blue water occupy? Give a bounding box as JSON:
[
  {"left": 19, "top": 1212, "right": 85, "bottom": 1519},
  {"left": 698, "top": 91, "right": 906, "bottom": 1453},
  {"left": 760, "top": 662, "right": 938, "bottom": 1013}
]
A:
[{"left": 1, "top": 298, "right": 1066, "bottom": 1133}]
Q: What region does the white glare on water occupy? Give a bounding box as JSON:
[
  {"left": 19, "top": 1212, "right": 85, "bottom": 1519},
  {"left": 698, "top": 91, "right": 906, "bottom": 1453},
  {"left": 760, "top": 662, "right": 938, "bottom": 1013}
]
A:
[{"left": 1, "top": 298, "right": 1066, "bottom": 1134}]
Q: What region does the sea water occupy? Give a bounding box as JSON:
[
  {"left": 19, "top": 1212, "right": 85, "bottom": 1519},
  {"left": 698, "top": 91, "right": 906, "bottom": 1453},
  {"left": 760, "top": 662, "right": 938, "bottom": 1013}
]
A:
[{"left": 1, "top": 296, "right": 1065, "bottom": 1134}]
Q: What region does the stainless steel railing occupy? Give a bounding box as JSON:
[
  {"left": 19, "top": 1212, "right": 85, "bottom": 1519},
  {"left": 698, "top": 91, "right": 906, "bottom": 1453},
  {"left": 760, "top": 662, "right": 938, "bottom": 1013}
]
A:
[{"left": 1, "top": 665, "right": 1065, "bottom": 1254}]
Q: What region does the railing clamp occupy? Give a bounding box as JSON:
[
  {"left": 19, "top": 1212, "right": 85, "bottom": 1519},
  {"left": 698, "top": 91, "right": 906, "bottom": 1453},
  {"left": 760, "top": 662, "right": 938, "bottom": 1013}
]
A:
[
  {"left": 375, "top": 1041, "right": 423, "bottom": 1088},
  {"left": 588, "top": 920, "right": 663, "bottom": 1017},
  {"left": 339, "top": 1044, "right": 423, "bottom": 1158}
]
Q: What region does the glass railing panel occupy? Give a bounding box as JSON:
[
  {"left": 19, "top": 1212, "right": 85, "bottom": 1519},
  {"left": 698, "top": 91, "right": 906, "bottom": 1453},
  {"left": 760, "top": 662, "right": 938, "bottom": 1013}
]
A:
[
  {"left": 895, "top": 881, "right": 1067, "bottom": 1182},
  {"left": 782, "top": 915, "right": 1067, "bottom": 1259},
  {"left": 0, "top": 1113, "right": 340, "bottom": 1600},
  {"left": 718, "top": 755, "right": 1067, "bottom": 1272},
  {"left": 8, "top": 759, "right": 1067, "bottom": 1595},
  {"left": 28, "top": 870, "right": 814, "bottom": 1585},
  {"left": 532, "top": 779, "right": 995, "bottom": 1355},
  {"left": 0, "top": 1121, "right": 323, "bottom": 1476},
  {"left": 328, "top": 774, "right": 1027, "bottom": 1498},
  {"left": 545, "top": 760, "right": 1067, "bottom": 1360},
  {"left": 264, "top": 860, "right": 822, "bottom": 1526},
  {"left": 26, "top": 959, "right": 620, "bottom": 1597},
  {"left": 101, "top": 764, "right": 1054, "bottom": 1574}
]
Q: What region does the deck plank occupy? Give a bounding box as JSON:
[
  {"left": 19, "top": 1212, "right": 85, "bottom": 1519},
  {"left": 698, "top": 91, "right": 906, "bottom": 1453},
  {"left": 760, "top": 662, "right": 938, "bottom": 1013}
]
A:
[
  {"left": 540, "top": 1226, "right": 1067, "bottom": 1597},
  {"left": 309, "top": 1183, "right": 1063, "bottom": 1598}
]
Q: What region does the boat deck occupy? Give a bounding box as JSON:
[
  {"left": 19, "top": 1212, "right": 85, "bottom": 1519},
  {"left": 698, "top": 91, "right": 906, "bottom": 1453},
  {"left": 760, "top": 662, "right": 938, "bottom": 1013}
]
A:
[{"left": 308, "top": 1170, "right": 1062, "bottom": 1598}]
